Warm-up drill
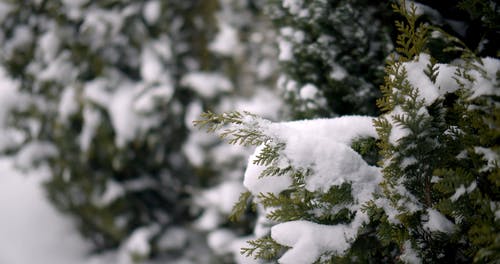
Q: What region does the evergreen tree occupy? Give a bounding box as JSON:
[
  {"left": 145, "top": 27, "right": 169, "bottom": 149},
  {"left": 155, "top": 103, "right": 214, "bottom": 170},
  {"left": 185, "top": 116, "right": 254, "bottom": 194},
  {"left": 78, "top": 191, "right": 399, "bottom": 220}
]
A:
[
  {"left": 0, "top": 0, "right": 284, "bottom": 262},
  {"left": 196, "top": 1, "right": 499, "bottom": 263},
  {"left": 266, "top": 0, "right": 393, "bottom": 118}
]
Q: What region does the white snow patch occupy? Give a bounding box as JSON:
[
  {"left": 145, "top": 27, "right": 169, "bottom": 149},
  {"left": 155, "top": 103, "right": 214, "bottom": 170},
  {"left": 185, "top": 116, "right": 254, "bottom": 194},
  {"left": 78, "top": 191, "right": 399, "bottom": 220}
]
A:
[
  {"left": 118, "top": 226, "right": 158, "bottom": 264},
  {"left": 39, "top": 29, "right": 60, "bottom": 62},
  {"left": 244, "top": 145, "right": 292, "bottom": 197},
  {"left": 108, "top": 85, "right": 160, "bottom": 148},
  {"left": 401, "top": 156, "right": 417, "bottom": 168},
  {"left": 157, "top": 227, "right": 188, "bottom": 250},
  {"left": 0, "top": 159, "right": 92, "bottom": 264},
  {"left": 83, "top": 78, "right": 111, "bottom": 107},
  {"left": 450, "top": 185, "right": 466, "bottom": 202},
  {"left": 79, "top": 106, "right": 101, "bottom": 152},
  {"left": 424, "top": 208, "right": 455, "bottom": 234},
  {"left": 58, "top": 85, "right": 79, "bottom": 123},
  {"left": 330, "top": 65, "right": 347, "bottom": 80},
  {"left": 207, "top": 229, "right": 237, "bottom": 255},
  {"left": 108, "top": 87, "right": 141, "bottom": 147},
  {"left": 388, "top": 106, "right": 411, "bottom": 145},
  {"left": 450, "top": 181, "right": 477, "bottom": 202},
  {"left": 470, "top": 57, "right": 500, "bottom": 98},
  {"left": 97, "top": 180, "right": 125, "bottom": 206},
  {"left": 133, "top": 84, "right": 173, "bottom": 113},
  {"left": 243, "top": 116, "right": 380, "bottom": 200},
  {"left": 38, "top": 52, "right": 76, "bottom": 83},
  {"left": 374, "top": 198, "right": 401, "bottom": 224},
  {"left": 271, "top": 214, "right": 368, "bottom": 264},
  {"left": 277, "top": 27, "right": 299, "bottom": 61},
  {"left": 141, "top": 46, "right": 164, "bottom": 83},
  {"left": 210, "top": 21, "right": 241, "bottom": 56},
  {"left": 198, "top": 181, "right": 246, "bottom": 214},
  {"left": 0, "top": 2, "right": 13, "bottom": 23},
  {"left": 143, "top": 0, "right": 161, "bottom": 24},
  {"left": 15, "top": 141, "right": 58, "bottom": 169},
  {"left": 181, "top": 72, "right": 233, "bottom": 98},
  {"left": 299, "top": 84, "right": 318, "bottom": 100},
  {"left": 225, "top": 88, "right": 283, "bottom": 120},
  {"left": 266, "top": 116, "right": 378, "bottom": 145},
  {"left": 400, "top": 240, "right": 421, "bottom": 264},
  {"left": 403, "top": 54, "right": 440, "bottom": 105},
  {"left": 282, "top": 0, "right": 307, "bottom": 17},
  {"left": 0, "top": 67, "right": 22, "bottom": 151},
  {"left": 194, "top": 207, "right": 223, "bottom": 231},
  {"left": 475, "top": 147, "right": 499, "bottom": 172}
]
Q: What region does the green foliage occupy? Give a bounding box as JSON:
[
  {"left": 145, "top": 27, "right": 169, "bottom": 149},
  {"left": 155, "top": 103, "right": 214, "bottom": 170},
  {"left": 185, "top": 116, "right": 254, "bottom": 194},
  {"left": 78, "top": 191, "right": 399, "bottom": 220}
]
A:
[
  {"left": 241, "top": 236, "right": 285, "bottom": 260},
  {"left": 374, "top": 1, "right": 500, "bottom": 263},
  {"left": 0, "top": 0, "right": 246, "bottom": 261},
  {"left": 194, "top": 111, "right": 269, "bottom": 146},
  {"left": 351, "top": 137, "right": 380, "bottom": 166},
  {"left": 267, "top": 0, "right": 393, "bottom": 118},
  {"left": 392, "top": 1, "right": 429, "bottom": 60},
  {"left": 196, "top": 1, "right": 499, "bottom": 263},
  {"left": 229, "top": 191, "right": 252, "bottom": 222}
]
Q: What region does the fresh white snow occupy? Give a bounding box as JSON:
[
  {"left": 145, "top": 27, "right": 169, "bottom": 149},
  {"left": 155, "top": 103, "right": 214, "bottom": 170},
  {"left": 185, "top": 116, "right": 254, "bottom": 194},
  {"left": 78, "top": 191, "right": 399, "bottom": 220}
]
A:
[{"left": 0, "top": 159, "right": 92, "bottom": 264}]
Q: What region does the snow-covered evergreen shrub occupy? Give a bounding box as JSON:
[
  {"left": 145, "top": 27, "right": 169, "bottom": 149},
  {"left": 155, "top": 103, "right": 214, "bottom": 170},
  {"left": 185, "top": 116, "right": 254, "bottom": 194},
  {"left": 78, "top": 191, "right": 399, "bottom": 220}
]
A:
[
  {"left": 195, "top": 111, "right": 386, "bottom": 263},
  {"left": 0, "top": 0, "right": 283, "bottom": 262},
  {"left": 196, "top": 1, "right": 499, "bottom": 263},
  {"left": 371, "top": 3, "right": 499, "bottom": 262},
  {"left": 267, "top": 0, "right": 393, "bottom": 118},
  {"left": 0, "top": 1, "right": 217, "bottom": 261},
  {"left": 184, "top": 0, "right": 285, "bottom": 262}
]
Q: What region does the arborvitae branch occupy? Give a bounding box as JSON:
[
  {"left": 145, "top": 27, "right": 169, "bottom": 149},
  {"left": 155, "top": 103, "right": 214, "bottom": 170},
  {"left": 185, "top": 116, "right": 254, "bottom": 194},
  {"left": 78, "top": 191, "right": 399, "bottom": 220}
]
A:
[
  {"left": 253, "top": 143, "right": 284, "bottom": 166},
  {"left": 194, "top": 110, "right": 270, "bottom": 146},
  {"left": 229, "top": 191, "right": 252, "bottom": 222},
  {"left": 392, "top": 1, "right": 429, "bottom": 60},
  {"left": 424, "top": 58, "right": 439, "bottom": 84},
  {"left": 259, "top": 165, "right": 293, "bottom": 178},
  {"left": 193, "top": 111, "right": 244, "bottom": 132},
  {"left": 241, "top": 236, "right": 285, "bottom": 260}
]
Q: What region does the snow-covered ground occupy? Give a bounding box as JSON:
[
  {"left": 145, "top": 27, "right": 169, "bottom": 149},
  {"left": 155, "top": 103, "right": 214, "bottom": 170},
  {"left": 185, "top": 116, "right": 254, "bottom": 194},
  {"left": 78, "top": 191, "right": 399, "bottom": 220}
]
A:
[{"left": 0, "top": 158, "right": 92, "bottom": 264}]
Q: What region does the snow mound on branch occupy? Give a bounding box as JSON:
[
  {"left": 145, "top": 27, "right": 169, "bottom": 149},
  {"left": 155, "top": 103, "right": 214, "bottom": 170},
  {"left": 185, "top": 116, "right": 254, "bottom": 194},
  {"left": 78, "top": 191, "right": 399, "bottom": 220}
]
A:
[
  {"left": 241, "top": 115, "right": 382, "bottom": 264},
  {"left": 385, "top": 54, "right": 499, "bottom": 146},
  {"left": 244, "top": 116, "right": 380, "bottom": 196},
  {"left": 244, "top": 144, "right": 293, "bottom": 196},
  {"left": 271, "top": 211, "right": 370, "bottom": 264},
  {"left": 401, "top": 54, "right": 500, "bottom": 106},
  {"left": 271, "top": 220, "right": 349, "bottom": 264},
  {"left": 423, "top": 208, "right": 455, "bottom": 234}
]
